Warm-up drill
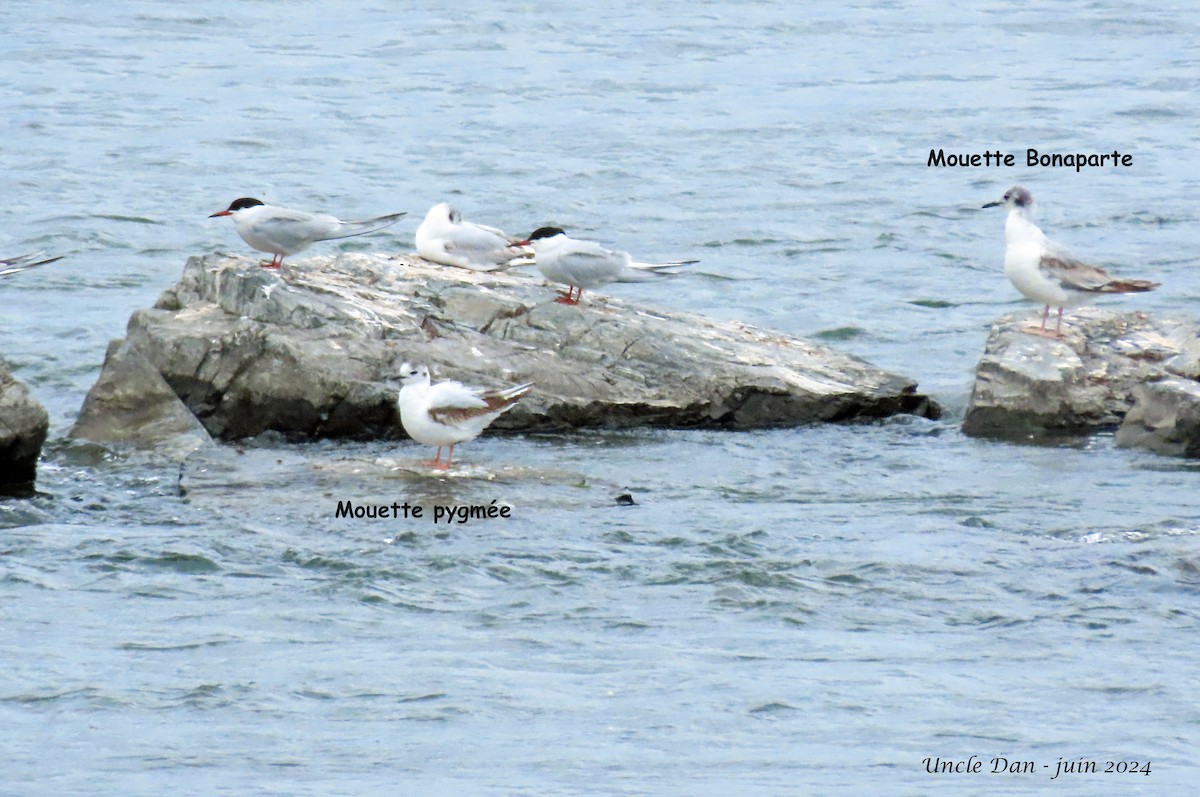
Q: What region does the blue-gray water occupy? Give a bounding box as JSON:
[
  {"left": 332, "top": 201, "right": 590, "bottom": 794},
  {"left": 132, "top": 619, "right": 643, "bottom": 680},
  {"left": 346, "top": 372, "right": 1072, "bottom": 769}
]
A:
[{"left": 2, "top": 2, "right": 1199, "bottom": 794}]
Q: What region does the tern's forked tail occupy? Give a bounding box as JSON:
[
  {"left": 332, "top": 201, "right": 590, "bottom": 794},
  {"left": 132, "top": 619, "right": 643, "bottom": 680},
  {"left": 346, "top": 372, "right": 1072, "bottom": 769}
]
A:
[
  {"left": 617, "top": 259, "right": 700, "bottom": 283},
  {"left": 326, "top": 212, "right": 408, "bottom": 241}
]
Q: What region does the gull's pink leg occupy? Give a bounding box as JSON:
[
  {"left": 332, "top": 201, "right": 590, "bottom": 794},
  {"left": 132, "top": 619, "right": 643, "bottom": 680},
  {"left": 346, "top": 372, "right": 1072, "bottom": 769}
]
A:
[
  {"left": 421, "top": 446, "right": 444, "bottom": 468},
  {"left": 1023, "top": 304, "right": 1061, "bottom": 339}
]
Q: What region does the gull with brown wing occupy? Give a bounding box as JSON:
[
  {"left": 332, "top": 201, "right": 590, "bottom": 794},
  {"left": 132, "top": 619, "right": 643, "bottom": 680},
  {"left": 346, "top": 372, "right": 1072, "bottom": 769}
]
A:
[
  {"left": 396, "top": 363, "right": 532, "bottom": 470},
  {"left": 982, "top": 186, "right": 1157, "bottom": 338}
]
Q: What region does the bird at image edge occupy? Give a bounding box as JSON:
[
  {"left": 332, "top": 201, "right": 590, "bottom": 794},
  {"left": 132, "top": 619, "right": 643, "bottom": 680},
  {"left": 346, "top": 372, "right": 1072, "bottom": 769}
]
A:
[{"left": 1, "top": 252, "right": 63, "bottom": 277}]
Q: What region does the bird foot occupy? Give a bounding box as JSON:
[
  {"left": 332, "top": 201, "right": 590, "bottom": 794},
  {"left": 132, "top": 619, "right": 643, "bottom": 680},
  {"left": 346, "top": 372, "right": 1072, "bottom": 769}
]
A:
[
  {"left": 1020, "top": 325, "right": 1064, "bottom": 339},
  {"left": 554, "top": 294, "right": 580, "bottom": 305},
  {"left": 259, "top": 262, "right": 282, "bottom": 270},
  {"left": 420, "top": 459, "right": 450, "bottom": 470}
]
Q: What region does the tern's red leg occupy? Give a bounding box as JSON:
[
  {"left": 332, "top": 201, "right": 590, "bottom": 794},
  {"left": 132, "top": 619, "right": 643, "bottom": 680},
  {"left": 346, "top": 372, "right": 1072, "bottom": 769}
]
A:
[
  {"left": 554, "top": 286, "right": 581, "bottom": 305},
  {"left": 421, "top": 446, "right": 447, "bottom": 468},
  {"left": 1040, "top": 305, "right": 1050, "bottom": 330}
]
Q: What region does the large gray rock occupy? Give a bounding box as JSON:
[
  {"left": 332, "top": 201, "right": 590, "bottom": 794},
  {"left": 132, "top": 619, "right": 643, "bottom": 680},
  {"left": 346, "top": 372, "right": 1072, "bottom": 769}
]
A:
[
  {"left": 963, "top": 308, "right": 1200, "bottom": 448},
  {"left": 0, "top": 356, "right": 49, "bottom": 487},
  {"left": 99, "top": 253, "right": 938, "bottom": 440},
  {"left": 70, "top": 338, "right": 213, "bottom": 456}
]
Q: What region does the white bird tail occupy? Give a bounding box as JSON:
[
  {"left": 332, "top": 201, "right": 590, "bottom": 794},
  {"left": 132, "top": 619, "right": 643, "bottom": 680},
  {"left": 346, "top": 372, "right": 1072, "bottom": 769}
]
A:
[
  {"left": 325, "top": 212, "right": 408, "bottom": 241},
  {"left": 617, "top": 259, "right": 699, "bottom": 283}
]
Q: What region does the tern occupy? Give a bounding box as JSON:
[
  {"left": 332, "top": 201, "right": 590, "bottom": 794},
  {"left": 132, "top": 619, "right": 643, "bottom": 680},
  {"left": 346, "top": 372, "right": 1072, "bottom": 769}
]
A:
[
  {"left": 397, "top": 362, "right": 532, "bottom": 470},
  {"left": 982, "top": 186, "right": 1157, "bottom": 338},
  {"left": 209, "top": 197, "right": 406, "bottom": 269},
  {"left": 515, "top": 226, "right": 698, "bottom": 305},
  {"left": 415, "top": 202, "right": 530, "bottom": 271},
  {"left": 1, "top": 252, "right": 63, "bottom": 278}
]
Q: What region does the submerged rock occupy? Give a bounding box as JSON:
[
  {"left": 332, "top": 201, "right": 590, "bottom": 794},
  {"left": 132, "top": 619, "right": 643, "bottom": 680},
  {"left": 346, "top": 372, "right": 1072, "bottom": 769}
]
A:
[
  {"left": 0, "top": 356, "right": 49, "bottom": 487},
  {"left": 87, "top": 253, "right": 937, "bottom": 441},
  {"left": 963, "top": 308, "right": 1200, "bottom": 453},
  {"left": 70, "top": 339, "right": 213, "bottom": 456}
]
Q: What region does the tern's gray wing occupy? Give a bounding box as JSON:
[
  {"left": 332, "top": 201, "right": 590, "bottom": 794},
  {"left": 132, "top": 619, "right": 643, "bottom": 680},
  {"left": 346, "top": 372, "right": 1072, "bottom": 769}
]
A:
[
  {"left": 0, "top": 252, "right": 63, "bottom": 277},
  {"left": 551, "top": 244, "right": 627, "bottom": 286}
]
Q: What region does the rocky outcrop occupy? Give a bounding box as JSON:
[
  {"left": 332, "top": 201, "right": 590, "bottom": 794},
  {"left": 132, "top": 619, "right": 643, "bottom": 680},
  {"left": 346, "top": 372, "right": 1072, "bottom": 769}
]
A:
[
  {"left": 84, "top": 253, "right": 938, "bottom": 442},
  {"left": 70, "top": 339, "right": 213, "bottom": 456},
  {"left": 0, "top": 356, "right": 49, "bottom": 487},
  {"left": 963, "top": 309, "right": 1200, "bottom": 453}
]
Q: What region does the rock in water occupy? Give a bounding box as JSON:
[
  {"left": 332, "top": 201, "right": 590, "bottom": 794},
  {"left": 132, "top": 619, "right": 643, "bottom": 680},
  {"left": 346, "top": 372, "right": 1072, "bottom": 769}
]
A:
[
  {"left": 963, "top": 308, "right": 1200, "bottom": 455},
  {"left": 1116, "top": 378, "right": 1200, "bottom": 457},
  {"left": 0, "top": 356, "right": 50, "bottom": 487},
  {"left": 92, "top": 253, "right": 938, "bottom": 440},
  {"left": 70, "top": 339, "right": 213, "bottom": 456}
]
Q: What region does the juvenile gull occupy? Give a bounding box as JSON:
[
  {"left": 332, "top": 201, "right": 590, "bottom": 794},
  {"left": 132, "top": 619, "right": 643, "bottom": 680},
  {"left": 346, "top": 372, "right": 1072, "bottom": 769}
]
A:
[
  {"left": 982, "top": 186, "right": 1157, "bottom": 338},
  {"left": 209, "top": 197, "right": 405, "bottom": 269},
  {"left": 397, "top": 362, "right": 532, "bottom": 470},
  {"left": 516, "top": 226, "right": 697, "bottom": 305}
]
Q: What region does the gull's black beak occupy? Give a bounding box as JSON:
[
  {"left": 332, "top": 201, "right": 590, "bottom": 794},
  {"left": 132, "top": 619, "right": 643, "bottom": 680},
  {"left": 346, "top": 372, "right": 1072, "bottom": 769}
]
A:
[{"left": 981, "top": 200, "right": 1002, "bottom": 209}]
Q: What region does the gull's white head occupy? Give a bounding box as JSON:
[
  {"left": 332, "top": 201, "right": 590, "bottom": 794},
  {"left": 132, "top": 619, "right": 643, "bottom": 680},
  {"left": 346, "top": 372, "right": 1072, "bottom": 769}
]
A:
[
  {"left": 398, "top": 362, "right": 431, "bottom": 388},
  {"left": 982, "top": 186, "right": 1034, "bottom": 212},
  {"left": 516, "top": 226, "right": 566, "bottom": 250},
  {"left": 424, "top": 202, "right": 459, "bottom": 227}
]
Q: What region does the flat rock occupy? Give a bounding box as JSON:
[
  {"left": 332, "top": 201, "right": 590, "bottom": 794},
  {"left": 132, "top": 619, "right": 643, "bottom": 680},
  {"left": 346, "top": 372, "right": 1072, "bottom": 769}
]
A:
[
  {"left": 70, "top": 338, "right": 214, "bottom": 456},
  {"left": 0, "top": 355, "right": 50, "bottom": 487},
  {"left": 963, "top": 308, "right": 1200, "bottom": 448},
  {"left": 99, "top": 253, "right": 937, "bottom": 440}
]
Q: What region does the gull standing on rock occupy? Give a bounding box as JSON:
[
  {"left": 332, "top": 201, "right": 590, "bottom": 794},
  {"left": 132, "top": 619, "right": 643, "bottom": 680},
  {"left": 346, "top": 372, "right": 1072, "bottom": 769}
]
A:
[
  {"left": 515, "top": 226, "right": 698, "bottom": 305},
  {"left": 982, "top": 186, "right": 1157, "bottom": 338},
  {"left": 209, "top": 197, "right": 406, "bottom": 269},
  {"left": 397, "top": 362, "right": 532, "bottom": 470},
  {"left": 1, "top": 252, "right": 63, "bottom": 277},
  {"left": 415, "top": 202, "right": 530, "bottom": 271}
]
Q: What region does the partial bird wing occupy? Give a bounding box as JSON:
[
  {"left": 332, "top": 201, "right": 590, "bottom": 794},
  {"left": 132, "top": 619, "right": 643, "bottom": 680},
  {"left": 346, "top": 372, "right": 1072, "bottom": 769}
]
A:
[
  {"left": 444, "top": 222, "right": 527, "bottom": 268},
  {"left": 427, "top": 380, "right": 532, "bottom": 425},
  {"left": 250, "top": 209, "right": 342, "bottom": 252},
  {"left": 0, "top": 252, "right": 63, "bottom": 277},
  {"left": 1039, "top": 239, "right": 1157, "bottom": 293},
  {"left": 548, "top": 240, "right": 629, "bottom": 285}
]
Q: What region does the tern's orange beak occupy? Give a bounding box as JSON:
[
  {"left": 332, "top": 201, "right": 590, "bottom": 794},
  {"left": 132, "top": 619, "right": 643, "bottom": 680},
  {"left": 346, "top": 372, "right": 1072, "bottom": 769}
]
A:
[{"left": 209, "top": 209, "right": 232, "bottom": 217}]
